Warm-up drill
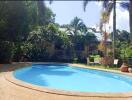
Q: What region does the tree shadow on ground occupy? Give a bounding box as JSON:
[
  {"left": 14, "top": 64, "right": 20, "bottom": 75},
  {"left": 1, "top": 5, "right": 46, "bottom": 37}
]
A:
[
  {"left": 0, "top": 62, "right": 75, "bottom": 76},
  {"left": 0, "top": 62, "right": 32, "bottom": 73}
]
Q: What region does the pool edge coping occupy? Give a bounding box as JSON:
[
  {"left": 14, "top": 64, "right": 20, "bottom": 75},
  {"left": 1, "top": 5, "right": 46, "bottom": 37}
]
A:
[
  {"left": 3, "top": 62, "right": 132, "bottom": 98},
  {"left": 69, "top": 63, "right": 132, "bottom": 77}
]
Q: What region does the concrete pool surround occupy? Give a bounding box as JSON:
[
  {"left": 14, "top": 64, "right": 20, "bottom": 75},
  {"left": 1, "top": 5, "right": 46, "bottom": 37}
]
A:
[{"left": 4, "top": 63, "right": 132, "bottom": 99}]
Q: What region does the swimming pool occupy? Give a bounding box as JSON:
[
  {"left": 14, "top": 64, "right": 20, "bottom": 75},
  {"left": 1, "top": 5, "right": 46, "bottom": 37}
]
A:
[{"left": 13, "top": 64, "right": 132, "bottom": 93}]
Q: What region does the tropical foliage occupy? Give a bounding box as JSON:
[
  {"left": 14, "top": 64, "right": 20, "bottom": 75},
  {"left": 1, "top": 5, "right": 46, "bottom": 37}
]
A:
[{"left": 0, "top": 1, "right": 131, "bottom": 67}]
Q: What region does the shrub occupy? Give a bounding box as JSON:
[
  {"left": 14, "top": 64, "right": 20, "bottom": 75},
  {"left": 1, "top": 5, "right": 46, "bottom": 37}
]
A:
[{"left": 0, "top": 41, "right": 14, "bottom": 63}]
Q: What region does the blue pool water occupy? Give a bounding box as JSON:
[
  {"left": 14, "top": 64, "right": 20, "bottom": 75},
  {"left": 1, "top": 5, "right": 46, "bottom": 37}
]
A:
[{"left": 14, "top": 64, "right": 132, "bottom": 93}]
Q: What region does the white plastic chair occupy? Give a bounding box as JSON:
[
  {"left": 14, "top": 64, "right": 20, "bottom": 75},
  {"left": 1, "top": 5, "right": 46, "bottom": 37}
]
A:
[{"left": 94, "top": 58, "right": 100, "bottom": 64}]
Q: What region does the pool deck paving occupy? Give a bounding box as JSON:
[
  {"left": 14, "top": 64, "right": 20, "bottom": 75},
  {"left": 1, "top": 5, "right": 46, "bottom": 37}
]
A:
[{"left": 0, "top": 62, "right": 132, "bottom": 100}]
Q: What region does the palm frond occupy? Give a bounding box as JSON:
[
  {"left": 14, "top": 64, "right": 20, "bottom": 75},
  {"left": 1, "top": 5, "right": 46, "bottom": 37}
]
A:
[
  {"left": 102, "top": 0, "right": 109, "bottom": 9},
  {"left": 106, "top": 2, "right": 113, "bottom": 18},
  {"left": 83, "top": 0, "right": 102, "bottom": 12},
  {"left": 83, "top": 0, "right": 89, "bottom": 12},
  {"left": 120, "top": 2, "right": 129, "bottom": 10},
  {"left": 49, "top": 0, "right": 53, "bottom": 4}
]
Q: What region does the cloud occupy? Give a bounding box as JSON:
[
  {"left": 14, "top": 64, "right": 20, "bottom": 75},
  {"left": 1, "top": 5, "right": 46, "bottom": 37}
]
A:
[
  {"left": 94, "top": 1, "right": 129, "bottom": 32},
  {"left": 46, "top": 1, "right": 129, "bottom": 32},
  {"left": 106, "top": 4, "right": 129, "bottom": 32},
  {"left": 94, "top": 2, "right": 102, "bottom": 7}
]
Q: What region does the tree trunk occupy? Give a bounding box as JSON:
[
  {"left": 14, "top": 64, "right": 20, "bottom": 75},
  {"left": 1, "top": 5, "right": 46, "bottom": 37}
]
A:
[
  {"left": 37, "top": 1, "right": 46, "bottom": 26},
  {"left": 104, "top": 31, "right": 107, "bottom": 57},
  {"left": 129, "top": 0, "right": 132, "bottom": 44},
  {"left": 112, "top": 0, "right": 116, "bottom": 63}
]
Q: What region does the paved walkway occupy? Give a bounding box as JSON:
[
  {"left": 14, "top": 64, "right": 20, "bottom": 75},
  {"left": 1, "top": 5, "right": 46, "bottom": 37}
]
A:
[{"left": 0, "top": 63, "right": 132, "bottom": 100}]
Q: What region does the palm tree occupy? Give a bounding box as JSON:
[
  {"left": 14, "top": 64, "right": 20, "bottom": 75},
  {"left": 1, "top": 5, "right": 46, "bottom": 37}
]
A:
[
  {"left": 112, "top": 0, "right": 116, "bottom": 62},
  {"left": 83, "top": 0, "right": 116, "bottom": 62},
  {"left": 66, "top": 17, "right": 87, "bottom": 48},
  {"left": 120, "top": 1, "right": 132, "bottom": 44},
  {"left": 70, "top": 17, "right": 87, "bottom": 35},
  {"left": 130, "top": 0, "right": 132, "bottom": 44},
  {"left": 63, "top": 17, "right": 88, "bottom": 58}
]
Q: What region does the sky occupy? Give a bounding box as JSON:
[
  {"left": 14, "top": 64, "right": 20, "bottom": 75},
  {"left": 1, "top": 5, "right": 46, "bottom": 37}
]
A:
[{"left": 45, "top": 1, "right": 130, "bottom": 33}]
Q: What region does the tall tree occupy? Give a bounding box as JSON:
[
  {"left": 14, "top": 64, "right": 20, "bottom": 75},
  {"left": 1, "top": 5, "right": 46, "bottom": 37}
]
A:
[
  {"left": 0, "top": 1, "right": 29, "bottom": 42},
  {"left": 37, "top": 1, "right": 46, "bottom": 25},
  {"left": 0, "top": 1, "right": 30, "bottom": 63},
  {"left": 83, "top": 0, "right": 116, "bottom": 61},
  {"left": 25, "top": 1, "right": 55, "bottom": 29},
  {"left": 120, "top": 1, "right": 132, "bottom": 44},
  {"left": 37, "top": 1, "right": 54, "bottom": 26},
  {"left": 112, "top": 0, "right": 116, "bottom": 60},
  {"left": 130, "top": 0, "right": 132, "bottom": 44},
  {"left": 70, "top": 17, "right": 87, "bottom": 35},
  {"left": 67, "top": 17, "right": 87, "bottom": 50}
]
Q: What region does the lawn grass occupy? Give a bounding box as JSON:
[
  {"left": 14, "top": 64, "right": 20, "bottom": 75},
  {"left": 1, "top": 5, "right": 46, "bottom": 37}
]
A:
[{"left": 77, "top": 63, "right": 120, "bottom": 71}]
